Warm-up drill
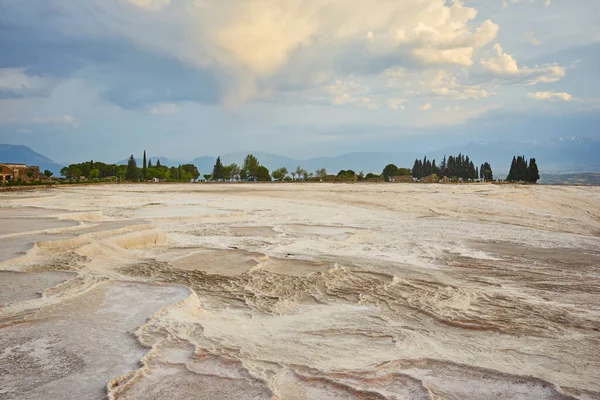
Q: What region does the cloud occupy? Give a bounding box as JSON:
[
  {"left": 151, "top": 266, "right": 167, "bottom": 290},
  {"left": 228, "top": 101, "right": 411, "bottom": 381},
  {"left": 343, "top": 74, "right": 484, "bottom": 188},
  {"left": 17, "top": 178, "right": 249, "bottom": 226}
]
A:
[
  {"left": 504, "top": 0, "right": 551, "bottom": 6},
  {"left": 1, "top": 0, "right": 500, "bottom": 106},
  {"left": 0, "top": 68, "right": 54, "bottom": 97},
  {"left": 524, "top": 31, "right": 542, "bottom": 46},
  {"left": 413, "top": 48, "right": 475, "bottom": 67},
  {"left": 480, "top": 44, "right": 565, "bottom": 84},
  {"left": 148, "top": 103, "right": 177, "bottom": 115},
  {"left": 30, "top": 114, "right": 78, "bottom": 127},
  {"left": 127, "top": 0, "right": 171, "bottom": 11},
  {"left": 387, "top": 98, "right": 406, "bottom": 110},
  {"left": 321, "top": 78, "right": 380, "bottom": 110},
  {"left": 384, "top": 69, "right": 493, "bottom": 100},
  {"left": 527, "top": 91, "right": 572, "bottom": 101},
  {"left": 420, "top": 103, "right": 432, "bottom": 111}
]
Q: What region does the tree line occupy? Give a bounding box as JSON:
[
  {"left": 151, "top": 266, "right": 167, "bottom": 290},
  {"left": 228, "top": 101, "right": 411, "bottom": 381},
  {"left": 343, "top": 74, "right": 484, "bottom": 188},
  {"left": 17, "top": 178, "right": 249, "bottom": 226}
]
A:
[
  {"left": 61, "top": 151, "right": 200, "bottom": 182},
  {"left": 406, "top": 154, "right": 490, "bottom": 181},
  {"left": 58, "top": 150, "right": 540, "bottom": 184}
]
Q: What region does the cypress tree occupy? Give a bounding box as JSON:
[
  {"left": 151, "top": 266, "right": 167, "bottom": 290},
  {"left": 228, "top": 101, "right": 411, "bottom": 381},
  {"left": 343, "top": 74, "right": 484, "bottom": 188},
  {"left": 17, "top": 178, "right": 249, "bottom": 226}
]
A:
[
  {"left": 156, "top": 159, "right": 162, "bottom": 168},
  {"left": 142, "top": 150, "right": 147, "bottom": 179},
  {"left": 148, "top": 159, "right": 153, "bottom": 168},
  {"left": 440, "top": 155, "right": 447, "bottom": 178},
  {"left": 126, "top": 154, "right": 138, "bottom": 181},
  {"left": 507, "top": 156, "right": 517, "bottom": 181},
  {"left": 528, "top": 158, "right": 540, "bottom": 183},
  {"left": 412, "top": 159, "right": 420, "bottom": 178},
  {"left": 448, "top": 156, "right": 455, "bottom": 178},
  {"left": 213, "top": 156, "right": 225, "bottom": 181}
]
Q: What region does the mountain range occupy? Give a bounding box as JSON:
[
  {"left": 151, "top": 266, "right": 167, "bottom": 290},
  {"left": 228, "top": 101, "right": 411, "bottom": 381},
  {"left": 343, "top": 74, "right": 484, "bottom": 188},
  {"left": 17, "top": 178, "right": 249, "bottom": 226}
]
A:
[
  {"left": 3, "top": 136, "right": 599, "bottom": 179},
  {"left": 0, "top": 144, "right": 64, "bottom": 175}
]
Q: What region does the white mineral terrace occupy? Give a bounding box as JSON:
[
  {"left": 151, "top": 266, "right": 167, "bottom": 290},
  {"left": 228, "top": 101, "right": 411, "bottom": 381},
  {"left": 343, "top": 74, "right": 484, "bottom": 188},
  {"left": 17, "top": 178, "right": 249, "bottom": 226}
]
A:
[{"left": 1, "top": 183, "right": 599, "bottom": 399}]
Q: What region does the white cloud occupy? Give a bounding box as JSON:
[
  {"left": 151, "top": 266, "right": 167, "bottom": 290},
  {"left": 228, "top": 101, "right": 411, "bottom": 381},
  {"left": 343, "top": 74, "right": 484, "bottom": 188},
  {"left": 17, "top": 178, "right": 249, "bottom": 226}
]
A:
[
  {"left": 126, "top": 0, "right": 171, "bottom": 11},
  {"left": 323, "top": 78, "right": 380, "bottom": 110},
  {"left": 444, "top": 106, "right": 460, "bottom": 112},
  {"left": 527, "top": 91, "right": 572, "bottom": 101},
  {"left": 31, "top": 114, "right": 78, "bottom": 127},
  {"left": 413, "top": 47, "right": 475, "bottom": 67},
  {"left": 384, "top": 69, "right": 493, "bottom": 101},
  {"left": 524, "top": 31, "right": 541, "bottom": 46},
  {"left": 148, "top": 103, "right": 177, "bottom": 115},
  {"left": 55, "top": 0, "right": 501, "bottom": 105},
  {"left": 480, "top": 44, "right": 565, "bottom": 84},
  {"left": 387, "top": 98, "right": 406, "bottom": 110},
  {"left": 420, "top": 103, "right": 432, "bottom": 111},
  {"left": 0, "top": 68, "right": 53, "bottom": 96},
  {"left": 504, "top": 0, "right": 551, "bottom": 6}
]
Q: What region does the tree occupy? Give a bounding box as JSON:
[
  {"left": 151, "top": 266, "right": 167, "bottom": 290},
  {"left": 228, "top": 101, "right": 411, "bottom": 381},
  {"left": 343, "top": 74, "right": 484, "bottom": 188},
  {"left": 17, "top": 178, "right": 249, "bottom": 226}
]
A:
[
  {"left": 337, "top": 170, "right": 356, "bottom": 181},
  {"left": 156, "top": 159, "right": 162, "bottom": 168},
  {"left": 60, "top": 165, "right": 81, "bottom": 179},
  {"left": 256, "top": 166, "right": 271, "bottom": 181},
  {"left": 223, "top": 165, "right": 232, "bottom": 181},
  {"left": 148, "top": 159, "right": 153, "bottom": 168},
  {"left": 507, "top": 156, "right": 530, "bottom": 182},
  {"left": 228, "top": 163, "right": 241, "bottom": 181},
  {"left": 295, "top": 166, "right": 306, "bottom": 181},
  {"left": 382, "top": 164, "right": 400, "bottom": 181},
  {"left": 126, "top": 154, "right": 139, "bottom": 181},
  {"left": 431, "top": 160, "right": 438, "bottom": 177},
  {"left": 44, "top": 170, "right": 53, "bottom": 178},
  {"left": 243, "top": 154, "right": 260, "bottom": 179},
  {"left": 272, "top": 167, "right": 288, "bottom": 181},
  {"left": 212, "top": 157, "right": 225, "bottom": 181},
  {"left": 411, "top": 159, "right": 423, "bottom": 179},
  {"left": 528, "top": 158, "right": 540, "bottom": 183},
  {"left": 180, "top": 164, "right": 200, "bottom": 181},
  {"left": 142, "top": 150, "right": 147, "bottom": 179},
  {"left": 480, "top": 162, "right": 493, "bottom": 181},
  {"left": 398, "top": 168, "right": 411, "bottom": 176},
  {"left": 439, "top": 155, "right": 447, "bottom": 177},
  {"left": 315, "top": 168, "right": 327, "bottom": 180},
  {"left": 203, "top": 174, "right": 212, "bottom": 181}
]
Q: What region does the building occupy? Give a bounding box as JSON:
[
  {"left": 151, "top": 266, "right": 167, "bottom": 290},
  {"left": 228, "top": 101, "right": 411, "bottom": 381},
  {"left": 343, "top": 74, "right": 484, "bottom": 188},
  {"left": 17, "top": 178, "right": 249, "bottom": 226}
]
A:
[{"left": 0, "top": 163, "right": 42, "bottom": 183}]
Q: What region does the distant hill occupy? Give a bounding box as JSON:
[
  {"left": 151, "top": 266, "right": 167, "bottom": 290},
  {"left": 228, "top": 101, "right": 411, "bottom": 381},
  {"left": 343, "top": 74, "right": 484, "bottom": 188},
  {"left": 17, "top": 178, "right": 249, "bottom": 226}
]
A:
[
  {"left": 0, "top": 144, "right": 64, "bottom": 175},
  {"left": 188, "top": 137, "right": 600, "bottom": 176},
  {"left": 187, "top": 151, "right": 409, "bottom": 175}
]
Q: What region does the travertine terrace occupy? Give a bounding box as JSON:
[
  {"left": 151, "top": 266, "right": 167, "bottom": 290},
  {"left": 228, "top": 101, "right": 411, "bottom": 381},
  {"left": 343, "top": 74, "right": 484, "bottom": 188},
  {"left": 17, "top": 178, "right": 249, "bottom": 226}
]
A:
[{"left": 1, "top": 183, "right": 599, "bottom": 399}]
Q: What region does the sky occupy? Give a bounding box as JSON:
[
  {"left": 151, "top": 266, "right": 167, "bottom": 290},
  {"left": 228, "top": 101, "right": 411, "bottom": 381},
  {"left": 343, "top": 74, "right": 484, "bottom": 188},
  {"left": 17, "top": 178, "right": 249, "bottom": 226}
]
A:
[{"left": 0, "top": 0, "right": 599, "bottom": 163}]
